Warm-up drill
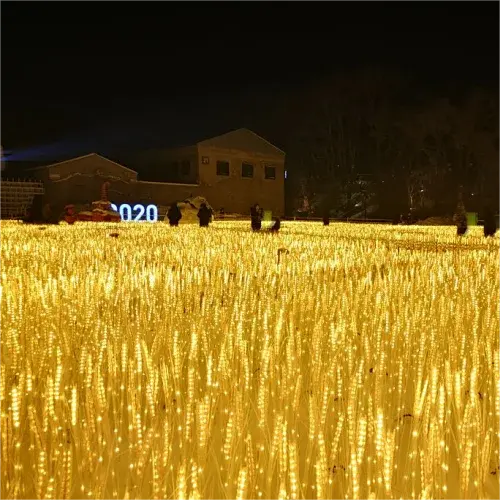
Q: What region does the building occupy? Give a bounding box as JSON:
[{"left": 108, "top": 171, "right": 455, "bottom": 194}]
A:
[
  {"left": 25, "top": 153, "right": 140, "bottom": 209},
  {"left": 16, "top": 128, "right": 285, "bottom": 217},
  {"left": 134, "top": 128, "right": 285, "bottom": 215}
]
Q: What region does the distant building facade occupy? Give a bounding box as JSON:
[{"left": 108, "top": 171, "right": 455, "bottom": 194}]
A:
[
  {"left": 13, "top": 128, "right": 285, "bottom": 217},
  {"left": 135, "top": 128, "right": 285, "bottom": 215}
]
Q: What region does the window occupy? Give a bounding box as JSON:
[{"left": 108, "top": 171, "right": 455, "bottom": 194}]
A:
[
  {"left": 181, "top": 160, "right": 190, "bottom": 177},
  {"left": 265, "top": 166, "right": 276, "bottom": 180},
  {"left": 216, "top": 160, "right": 230, "bottom": 176},
  {"left": 241, "top": 162, "right": 254, "bottom": 178},
  {"left": 202, "top": 156, "right": 210, "bottom": 165}
]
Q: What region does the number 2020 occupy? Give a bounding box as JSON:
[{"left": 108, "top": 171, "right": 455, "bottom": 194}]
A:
[{"left": 110, "top": 203, "right": 158, "bottom": 222}]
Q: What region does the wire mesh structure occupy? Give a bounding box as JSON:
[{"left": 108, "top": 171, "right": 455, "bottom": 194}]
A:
[{"left": 0, "top": 180, "right": 45, "bottom": 219}]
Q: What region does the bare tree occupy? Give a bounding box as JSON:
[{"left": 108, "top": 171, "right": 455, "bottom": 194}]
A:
[{"left": 269, "top": 67, "right": 498, "bottom": 218}]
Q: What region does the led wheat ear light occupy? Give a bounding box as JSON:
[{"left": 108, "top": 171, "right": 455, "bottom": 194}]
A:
[{"left": 1, "top": 221, "right": 498, "bottom": 499}]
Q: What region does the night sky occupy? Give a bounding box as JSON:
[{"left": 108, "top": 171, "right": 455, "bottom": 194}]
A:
[{"left": 2, "top": 1, "right": 498, "bottom": 161}]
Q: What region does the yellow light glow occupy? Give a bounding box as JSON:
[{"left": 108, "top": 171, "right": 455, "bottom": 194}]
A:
[{"left": 0, "top": 221, "right": 498, "bottom": 499}]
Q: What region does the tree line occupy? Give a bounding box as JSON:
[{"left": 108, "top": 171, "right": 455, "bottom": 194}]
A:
[{"left": 264, "top": 68, "right": 498, "bottom": 220}]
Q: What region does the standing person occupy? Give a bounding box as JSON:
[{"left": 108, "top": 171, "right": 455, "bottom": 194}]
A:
[
  {"left": 250, "top": 203, "right": 262, "bottom": 231},
  {"left": 454, "top": 196, "right": 467, "bottom": 236},
  {"left": 483, "top": 205, "right": 497, "bottom": 237},
  {"left": 197, "top": 202, "right": 212, "bottom": 227},
  {"left": 269, "top": 217, "right": 281, "bottom": 233},
  {"left": 167, "top": 202, "right": 182, "bottom": 227},
  {"left": 63, "top": 205, "right": 77, "bottom": 225},
  {"left": 323, "top": 208, "right": 330, "bottom": 226}
]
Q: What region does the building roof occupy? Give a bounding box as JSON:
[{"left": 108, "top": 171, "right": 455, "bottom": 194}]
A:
[
  {"left": 197, "top": 128, "right": 285, "bottom": 157},
  {"left": 25, "top": 153, "right": 138, "bottom": 174}
]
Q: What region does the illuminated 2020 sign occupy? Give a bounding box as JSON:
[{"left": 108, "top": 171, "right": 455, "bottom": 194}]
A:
[{"left": 110, "top": 204, "right": 158, "bottom": 222}]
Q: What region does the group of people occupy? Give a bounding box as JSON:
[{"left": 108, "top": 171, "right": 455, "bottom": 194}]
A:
[
  {"left": 454, "top": 202, "right": 497, "bottom": 237},
  {"left": 23, "top": 197, "right": 498, "bottom": 238},
  {"left": 166, "top": 202, "right": 213, "bottom": 227},
  {"left": 166, "top": 201, "right": 281, "bottom": 232},
  {"left": 250, "top": 203, "right": 280, "bottom": 232}
]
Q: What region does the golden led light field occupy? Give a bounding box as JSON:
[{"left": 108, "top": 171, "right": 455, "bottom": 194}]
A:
[{"left": 1, "top": 221, "right": 499, "bottom": 499}]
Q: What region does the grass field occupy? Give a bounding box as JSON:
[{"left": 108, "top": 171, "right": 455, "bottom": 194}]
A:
[{"left": 1, "top": 221, "right": 499, "bottom": 499}]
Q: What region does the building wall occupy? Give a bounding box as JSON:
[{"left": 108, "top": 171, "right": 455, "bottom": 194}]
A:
[
  {"left": 41, "top": 175, "right": 135, "bottom": 212},
  {"left": 40, "top": 175, "right": 199, "bottom": 215},
  {"left": 34, "top": 155, "right": 138, "bottom": 183},
  {"left": 134, "top": 180, "right": 199, "bottom": 207},
  {"left": 133, "top": 138, "right": 285, "bottom": 215},
  {"left": 27, "top": 143, "right": 285, "bottom": 216},
  {"left": 31, "top": 154, "right": 198, "bottom": 214},
  {"left": 134, "top": 146, "right": 199, "bottom": 184},
  {"left": 195, "top": 145, "right": 285, "bottom": 215}
]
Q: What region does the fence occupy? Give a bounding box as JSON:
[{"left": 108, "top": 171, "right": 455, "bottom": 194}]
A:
[
  {"left": 215, "top": 215, "right": 394, "bottom": 224},
  {"left": 1, "top": 179, "right": 45, "bottom": 219}
]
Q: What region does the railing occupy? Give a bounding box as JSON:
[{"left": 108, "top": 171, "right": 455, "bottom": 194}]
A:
[
  {"left": 1, "top": 178, "right": 44, "bottom": 185},
  {"left": 0, "top": 180, "right": 45, "bottom": 219}
]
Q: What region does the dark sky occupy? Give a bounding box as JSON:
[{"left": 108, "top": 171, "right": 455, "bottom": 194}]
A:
[{"left": 2, "top": 1, "right": 498, "bottom": 160}]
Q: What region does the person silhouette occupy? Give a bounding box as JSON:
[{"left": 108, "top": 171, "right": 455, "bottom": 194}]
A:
[
  {"left": 197, "top": 202, "right": 212, "bottom": 227},
  {"left": 167, "top": 202, "right": 182, "bottom": 227},
  {"left": 250, "top": 204, "right": 263, "bottom": 231},
  {"left": 483, "top": 206, "right": 497, "bottom": 237},
  {"left": 269, "top": 217, "right": 281, "bottom": 233}
]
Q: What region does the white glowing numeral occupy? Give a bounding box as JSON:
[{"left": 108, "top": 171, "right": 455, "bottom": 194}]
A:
[
  {"left": 119, "top": 204, "right": 132, "bottom": 222},
  {"left": 133, "top": 204, "right": 145, "bottom": 222},
  {"left": 111, "top": 203, "right": 158, "bottom": 222},
  {"left": 146, "top": 204, "right": 158, "bottom": 222}
]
